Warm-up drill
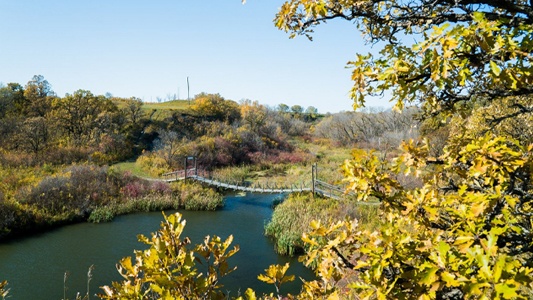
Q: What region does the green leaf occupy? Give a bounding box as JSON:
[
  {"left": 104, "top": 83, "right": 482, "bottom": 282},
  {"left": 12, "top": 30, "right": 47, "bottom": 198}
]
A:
[
  {"left": 420, "top": 266, "right": 439, "bottom": 285},
  {"left": 495, "top": 282, "right": 519, "bottom": 299},
  {"left": 490, "top": 61, "right": 501, "bottom": 76}
]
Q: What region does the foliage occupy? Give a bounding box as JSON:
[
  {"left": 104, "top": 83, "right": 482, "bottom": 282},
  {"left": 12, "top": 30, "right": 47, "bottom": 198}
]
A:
[
  {"left": 265, "top": 193, "right": 338, "bottom": 256},
  {"left": 99, "top": 212, "right": 239, "bottom": 300},
  {"left": 265, "top": 192, "right": 379, "bottom": 256},
  {"left": 191, "top": 93, "right": 241, "bottom": 123},
  {"left": 257, "top": 263, "right": 295, "bottom": 298},
  {"left": 275, "top": 1, "right": 533, "bottom": 118},
  {"left": 53, "top": 89, "right": 117, "bottom": 146},
  {"left": 269, "top": 2, "right": 533, "bottom": 298},
  {"left": 20, "top": 165, "right": 121, "bottom": 216},
  {"left": 0, "top": 280, "right": 8, "bottom": 300},
  {"left": 449, "top": 96, "right": 533, "bottom": 146},
  {"left": 136, "top": 151, "right": 170, "bottom": 176},
  {"left": 288, "top": 135, "right": 533, "bottom": 299},
  {"left": 174, "top": 181, "right": 224, "bottom": 211}
]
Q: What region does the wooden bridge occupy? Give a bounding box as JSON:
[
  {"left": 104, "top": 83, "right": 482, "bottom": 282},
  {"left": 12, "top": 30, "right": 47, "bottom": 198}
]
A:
[
  {"left": 162, "top": 168, "right": 312, "bottom": 194},
  {"left": 160, "top": 158, "right": 379, "bottom": 205}
]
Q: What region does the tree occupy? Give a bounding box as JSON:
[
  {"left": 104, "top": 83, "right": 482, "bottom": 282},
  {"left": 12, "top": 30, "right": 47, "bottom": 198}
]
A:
[
  {"left": 240, "top": 100, "right": 267, "bottom": 133},
  {"left": 53, "top": 90, "right": 116, "bottom": 146},
  {"left": 191, "top": 93, "right": 240, "bottom": 123},
  {"left": 275, "top": 1, "right": 533, "bottom": 118},
  {"left": 272, "top": 1, "right": 533, "bottom": 299},
  {"left": 277, "top": 103, "right": 290, "bottom": 113},
  {"left": 304, "top": 106, "right": 318, "bottom": 121},
  {"left": 20, "top": 117, "right": 49, "bottom": 156},
  {"left": 121, "top": 97, "right": 144, "bottom": 127},
  {"left": 23, "top": 75, "right": 54, "bottom": 117},
  {"left": 99, "top": 212, "right": 239, "bottom": 300},
  {"left": 155, "top": 130, "right": 183, "bottom": 168},
  {"left": 290, "top": 105, "right": 303, "bottom": 115},
  {"left": 0, "top": 83, "right": 25, "bottom": 117}
]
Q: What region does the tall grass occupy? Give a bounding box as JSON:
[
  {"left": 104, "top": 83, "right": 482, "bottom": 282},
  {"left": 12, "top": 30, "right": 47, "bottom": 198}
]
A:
[
  {"left": 174, "top": 181, "right": 223, "bottom": 211},
  {"left": 88, "top": 182, "right": 223, "bottom": 223},
  {"left": 265, "top": 193, "right": 338, "bottom": 256},
  {"left": 88, "top": 194, "right": 180, "bottom": 223},
  {"left": 265, "top": 192, "right": 380, "bottom": 256}
]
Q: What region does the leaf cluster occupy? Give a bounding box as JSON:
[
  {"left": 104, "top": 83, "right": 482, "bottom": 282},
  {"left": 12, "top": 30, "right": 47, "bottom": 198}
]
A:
[
  {"left": 299, "top": 133, "right": 533, "bottom": 299},
  {"left": 276, "top": 1, "right": 533, "bottom": 117},
  {"left": 100, "top": 212, "right": 239, "bottom": 300}
]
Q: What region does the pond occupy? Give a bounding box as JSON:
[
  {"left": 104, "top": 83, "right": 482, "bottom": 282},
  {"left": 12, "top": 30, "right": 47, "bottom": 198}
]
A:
[{"left": 0, "top": 193, "right": 314, "bottom": 299}]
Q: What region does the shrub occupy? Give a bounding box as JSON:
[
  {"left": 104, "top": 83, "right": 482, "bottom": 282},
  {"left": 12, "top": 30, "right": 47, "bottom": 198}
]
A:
[
  {"left": 135, "top": 152, "right": 169, "bottom": 177},
  {"left": 174, "top": 181, "right": 223, "bottom": 211},
  {"left": 21, "top": 165, "right": 122, "bottom": 217},
  {"left": 121, "top": 181, "right": 148, "bottom": 198},
  {"left": 0, "top": 200, "right": 18, "bottom": 237},
  {"left": 88, "top": 206, "right": 116, "bottom": 223},
  {"left": 120, "top": 179, "right": 172, "bottom": 199}
]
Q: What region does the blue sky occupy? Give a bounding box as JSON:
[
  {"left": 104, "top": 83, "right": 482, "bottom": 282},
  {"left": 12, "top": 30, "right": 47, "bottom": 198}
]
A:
[{"left": 0, "top": 1, "right": 391, "bottom": 113}]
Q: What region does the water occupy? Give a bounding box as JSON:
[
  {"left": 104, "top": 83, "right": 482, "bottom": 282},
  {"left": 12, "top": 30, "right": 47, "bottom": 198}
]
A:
[{"left": 0, "top": 193, "right": 314, "bottom": 299}]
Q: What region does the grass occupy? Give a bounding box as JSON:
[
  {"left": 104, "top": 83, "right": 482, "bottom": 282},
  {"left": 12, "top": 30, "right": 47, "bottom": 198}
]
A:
[
  {"left": 265, "top": 193, "right": 339, "bottom": 256},
  {"left": 111, "top": 161, "right": 155, "bottom": 178},
  {"left": 208, "top": 141, "right": 353, "bottom": 190},
  {"left": 142, "top": 99, "right": 192, "bottom": 111},
  {"left": 265, "top": 192, "right": 380, "bottom": 256}
]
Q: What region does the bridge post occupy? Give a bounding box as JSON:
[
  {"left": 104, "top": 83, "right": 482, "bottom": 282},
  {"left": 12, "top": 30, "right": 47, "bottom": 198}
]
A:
[
  {"left": 184, "top": 157, "right": 188, "bottom": 180},
  {"left": 312, "top": 163, "right": 316, "bottom": 197},
  {"left": 194, "top": 156, "right": 197, "bottom": 176}
]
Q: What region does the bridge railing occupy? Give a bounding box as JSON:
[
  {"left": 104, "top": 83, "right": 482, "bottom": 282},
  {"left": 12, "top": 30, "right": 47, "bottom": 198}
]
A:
[
  {"left": 162, "top": 168, "right": 210, "bottom": 181},
  {"left": 161, "top": 166, "right": 365, "bottom": 201},
  {"left": 314, "top": 180, "right": 356, "bottom": 200}
]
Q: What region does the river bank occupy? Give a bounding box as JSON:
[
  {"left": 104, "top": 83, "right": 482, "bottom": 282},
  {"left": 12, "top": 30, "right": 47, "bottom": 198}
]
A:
[
  {"left": 0, "top": 165, "right": 223, "bottom": 242},
  {"left": 0, "top": 193, "right": 314, "bottom": 299}
]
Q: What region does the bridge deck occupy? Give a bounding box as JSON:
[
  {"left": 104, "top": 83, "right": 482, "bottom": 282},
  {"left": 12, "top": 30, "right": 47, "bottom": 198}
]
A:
[{"left": 161, "top": 168, "right": 379, "bottom": 205}]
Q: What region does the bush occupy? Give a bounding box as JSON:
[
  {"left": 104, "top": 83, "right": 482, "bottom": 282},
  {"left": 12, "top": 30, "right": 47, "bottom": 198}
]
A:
[
  {"left": 174, "top": 181, "right": 223, "bottom": 211},
  {"left": 88, "top": 206, "right": 116, "bottom": 223},
  {"left": 0, "top": 200, "right": 18, "bottom": 236},
  {"left": 135, "top": 152, "right": 169, "bottom": 176},
  {"left": 121, "top": 179, "right": 172, "bottom": 199},
  {"left": 20, "top": 165, "right": 123, "bottom": 217}
]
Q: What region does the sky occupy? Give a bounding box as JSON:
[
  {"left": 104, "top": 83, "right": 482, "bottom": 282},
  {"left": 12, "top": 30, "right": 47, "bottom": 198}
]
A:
[{"left": 0, "top": 1, "right": 392, "bottom": 113}]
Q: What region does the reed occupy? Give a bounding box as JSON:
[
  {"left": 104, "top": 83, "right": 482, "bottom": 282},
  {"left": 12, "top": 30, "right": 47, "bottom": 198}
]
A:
[
  {"left": 265, "top": 192, "right": 380, "bottom": 256},
  {"left": 265, "top": 193, "right": 338, "bottom": 256}
]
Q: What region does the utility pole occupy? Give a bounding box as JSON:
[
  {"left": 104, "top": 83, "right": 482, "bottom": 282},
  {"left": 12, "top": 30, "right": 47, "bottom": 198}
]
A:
[{"left": 187, "top": 76, "right": 190, "bottom": 105}]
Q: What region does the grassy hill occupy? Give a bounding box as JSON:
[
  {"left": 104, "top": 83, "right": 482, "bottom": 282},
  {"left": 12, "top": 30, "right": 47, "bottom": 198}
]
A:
[{"left": 142, "top": 99, "right": 192, "bottom": 111}]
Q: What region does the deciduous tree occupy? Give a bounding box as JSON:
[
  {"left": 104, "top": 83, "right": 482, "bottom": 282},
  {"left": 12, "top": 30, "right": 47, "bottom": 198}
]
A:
[
  {"left": 272, "top": 1, "right": 533, "bottom": 299},
  {"left": 53, "top": 90, "right": 115, "bottom": 146},
  {"left": 275, "top": 0, "right": 533, "bottom": 118},
  {"left": 23, "top": 75, "right": 54, "bottom": 117}
]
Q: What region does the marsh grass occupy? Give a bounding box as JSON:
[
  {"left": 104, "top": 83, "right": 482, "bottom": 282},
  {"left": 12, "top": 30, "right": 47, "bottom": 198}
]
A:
[
  {"left": 88, "top": 182, "right": 223, "bottom": 223},
  {"left": 265, "top": 193, "right": 338, "bottom": 256},
  {"left": 265, "top": 192, "right": 380, "bottom": 256},
  {"left": 88, "top": 194, "right": 179, "bottom": 223}
]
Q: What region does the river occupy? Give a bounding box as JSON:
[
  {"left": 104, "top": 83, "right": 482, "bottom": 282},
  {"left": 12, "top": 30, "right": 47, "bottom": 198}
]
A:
[{"left": 0, "top": 193, "right": 314, "bottom": 299}]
